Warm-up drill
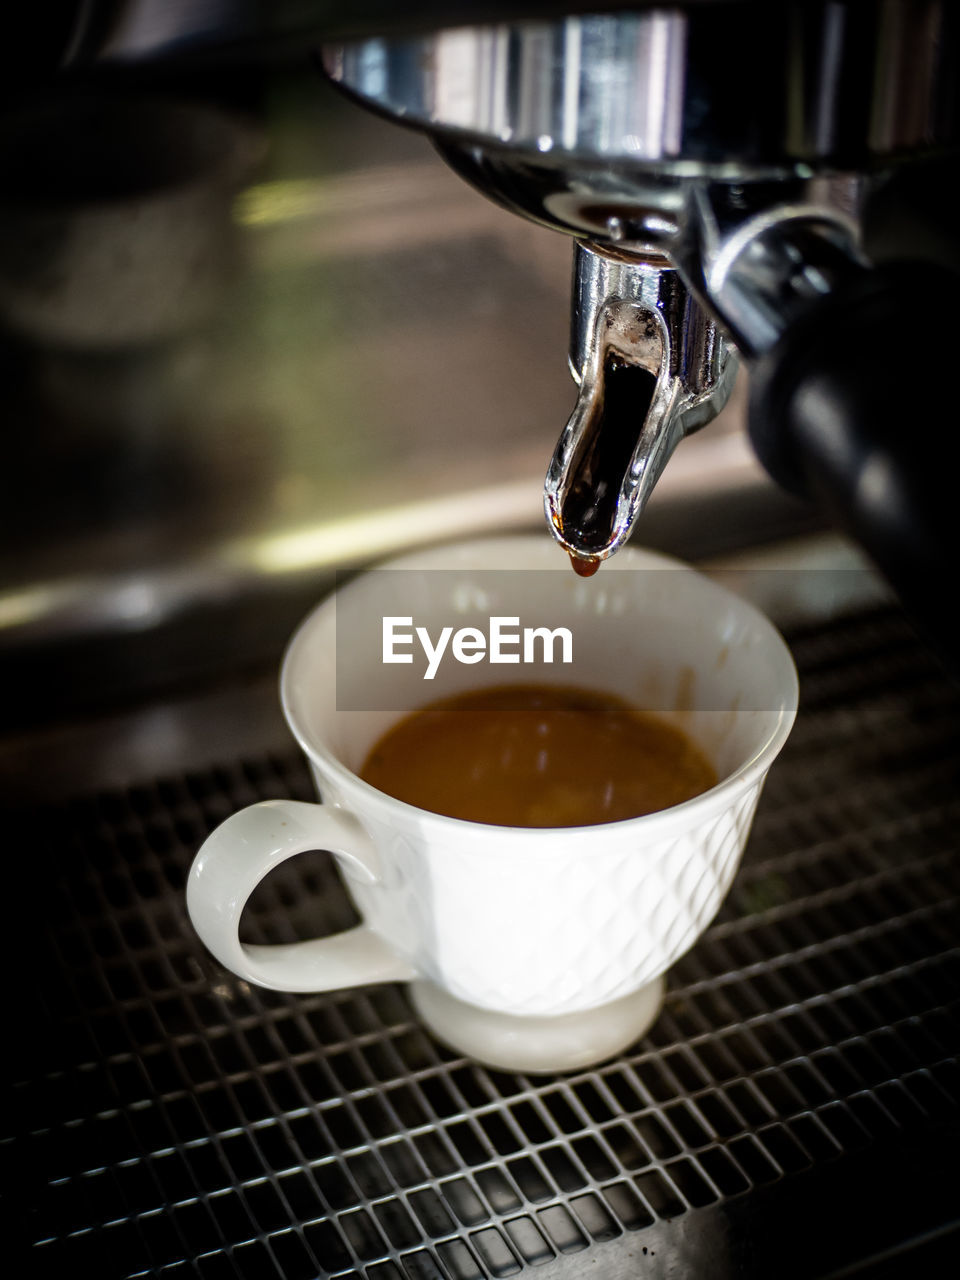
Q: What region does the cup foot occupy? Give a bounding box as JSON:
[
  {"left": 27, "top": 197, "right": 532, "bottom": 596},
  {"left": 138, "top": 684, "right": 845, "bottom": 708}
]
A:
[{"left": 408, "top": 977, "right": 665, "bottom": 1074}]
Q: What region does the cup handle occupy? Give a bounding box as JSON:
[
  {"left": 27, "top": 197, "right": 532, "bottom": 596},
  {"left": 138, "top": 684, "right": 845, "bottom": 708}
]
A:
[{"left": 186, "top": 798, "right": 417, "bottom": 992}]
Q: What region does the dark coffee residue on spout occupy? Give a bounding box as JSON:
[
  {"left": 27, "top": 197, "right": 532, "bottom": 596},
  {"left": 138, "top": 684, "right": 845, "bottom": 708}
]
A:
[{"left": 560, "top": 356, "right": 658, "bottom": 554}]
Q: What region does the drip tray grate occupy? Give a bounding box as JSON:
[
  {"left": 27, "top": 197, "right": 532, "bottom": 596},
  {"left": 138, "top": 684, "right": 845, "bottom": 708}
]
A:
[{"left": 4, "top": 608, "right": 959, "bottom": 1278}]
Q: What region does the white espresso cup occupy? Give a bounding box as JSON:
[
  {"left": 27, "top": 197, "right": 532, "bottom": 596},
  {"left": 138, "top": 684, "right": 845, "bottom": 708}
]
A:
[{"left": 187, "top": 536, "right": 798, "bottom": 1072}]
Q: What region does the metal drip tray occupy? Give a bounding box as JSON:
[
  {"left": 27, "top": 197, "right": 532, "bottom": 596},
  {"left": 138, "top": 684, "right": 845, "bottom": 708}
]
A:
[{"left": 4, "top": 608, "right": 960, "bottom": 1278}]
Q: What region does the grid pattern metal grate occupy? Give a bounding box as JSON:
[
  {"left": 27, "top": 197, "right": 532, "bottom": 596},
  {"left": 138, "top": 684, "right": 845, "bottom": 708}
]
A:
[{"left": 4, "top": 608, "right": 960, "bottom": 1278}]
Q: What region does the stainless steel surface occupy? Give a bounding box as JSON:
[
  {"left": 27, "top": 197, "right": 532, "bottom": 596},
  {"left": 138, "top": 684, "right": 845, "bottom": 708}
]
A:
[
  {"left": 568, "top": 242, "right": 729, "bottom": 394},
  {"left": 322, "top": 6, "right": 959, "bottom": 169},
  {"left": 691, "top": 199, "right": 867, "bottom": 359},
  {"left": 545, "top": 242, "right": 735, "bottom": 560},
  {"left": 323, "top": 2, "right": 960, "bottom": 562},
  {"left": 323, "top": 14, "right": 691, "bottom": 166}
]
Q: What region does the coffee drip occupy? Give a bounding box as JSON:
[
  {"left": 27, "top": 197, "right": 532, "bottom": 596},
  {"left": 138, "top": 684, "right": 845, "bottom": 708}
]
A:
[{"left": 568, "top": 555, "right": 600, "bottom": 578}]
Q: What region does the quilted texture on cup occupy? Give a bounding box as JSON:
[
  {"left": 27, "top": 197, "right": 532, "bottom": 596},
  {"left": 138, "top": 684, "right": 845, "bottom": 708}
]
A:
[{"left": 347, "top": 781, "right": 763, "bottom": 1016}]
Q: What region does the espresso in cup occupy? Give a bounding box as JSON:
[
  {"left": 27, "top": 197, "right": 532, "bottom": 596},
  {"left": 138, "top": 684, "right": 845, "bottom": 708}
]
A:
[
  {"left": 360, "top": 683, "right": 717, "bottom": 827},
  {"left": 188, "top": 536, "right": 798, "bottom": 1072}
]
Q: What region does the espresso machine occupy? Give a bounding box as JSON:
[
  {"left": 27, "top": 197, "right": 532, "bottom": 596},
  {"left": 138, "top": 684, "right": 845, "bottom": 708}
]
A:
[
  {"left": 34, "top": 0, "right": 960, "bottom": 655},
  {"left": 324, "top": 3, "right": 959, "bottom": 649}
]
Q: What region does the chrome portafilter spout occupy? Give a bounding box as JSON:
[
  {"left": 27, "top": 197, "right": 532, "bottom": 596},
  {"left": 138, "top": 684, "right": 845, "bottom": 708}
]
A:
[{"left": 547, "top": 242, "right": 736, "bottom": 569}]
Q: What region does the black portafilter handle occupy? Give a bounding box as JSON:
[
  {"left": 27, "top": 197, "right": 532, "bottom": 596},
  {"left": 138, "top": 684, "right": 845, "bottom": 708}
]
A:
[{"left": 747, "top": 262, "right": 960, "bottom": 671}]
